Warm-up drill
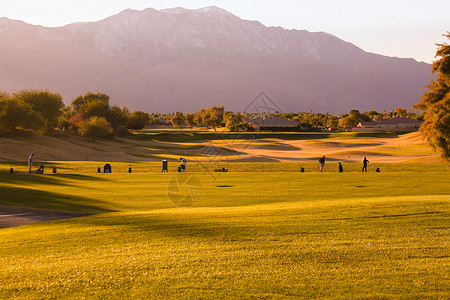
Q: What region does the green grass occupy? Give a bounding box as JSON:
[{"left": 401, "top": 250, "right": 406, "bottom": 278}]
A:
[
  {"left": 2, "top": 161, "right": 448, "bottom": 174},
  {"left": 0, "top": 165, "right": 449, "bottom": 298}
]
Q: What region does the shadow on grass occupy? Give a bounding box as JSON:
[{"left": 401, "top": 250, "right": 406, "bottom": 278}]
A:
[
  {"left": 0, "top": 186, "right": 113, "bottom": 213},
  {"left": 0, "top": 173, "right": 110, "bottom": 187}
]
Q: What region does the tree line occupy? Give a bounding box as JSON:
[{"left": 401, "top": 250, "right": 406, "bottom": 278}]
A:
[
  {"left": 0, "top": 90, "right": 424, "bottom": 136},
  {"left": 0, "top": 91, "right": 150, "bottom": 140},
  {"left": 165, "top": 106, "right": 423, "bottom": 131}
]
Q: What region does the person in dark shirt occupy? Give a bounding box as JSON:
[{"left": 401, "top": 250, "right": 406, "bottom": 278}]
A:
[
  {"left": 319, "top": 155, "right": 326, "bottom": 173},
  {"left": 362, "top": 157, "right": 369, "bottom": 172}
]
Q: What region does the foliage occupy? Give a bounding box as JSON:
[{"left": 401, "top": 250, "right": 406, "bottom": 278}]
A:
[
  {"left": 71, "top": 92, "right": 110, "bottom": 112},
  {"left": 327, "top": 116, "right": 339, "bottom": 130},
  {"left": 126, "top": 111, "right": 150, "bottom": 131},
  {"left": 339, "top": 109, "right": 371, "bottom": 129},
  {"left": 0, "top": 96, "right": 47, "bottom": 134},
  {"left": 80, "top": 99, "right": 110, "bottom": 119},
  {"left": 108, "top": 106, "right": 130, "bottom": 130},
  {"left": 71, "top": 92, "right": 131, "bottom": 131},
  {"left": 414, "top": 32, "right": 450, "bottom": 160},
  {"left": 13, "top": 89, "right": 64, "bottom": 130},
  {"left": 68, "top": 113, "right": 85, "bottom": 130},
  {"left": 171, "top": 111, "right": 185, "bottom": 128},
  {"left": 224, "top": 111, "right": 243, "bottom": 131},
  {"left": 206, "top": 105, "right": 224, "bottom": 130},
  {"left": 77, "top": 116, "right": 113, "bottom": 140},
  {"left": 185, "top": 113, "right": 196, "bottom": 128},
  {"left": 193, "top": 106, "right": 225, "bottom": 130}
]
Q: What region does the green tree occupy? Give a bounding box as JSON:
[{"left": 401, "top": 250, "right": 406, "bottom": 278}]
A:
[
  {"left": 77, "top": 116, "right": 113, "bottom": 140},
  {"left": 0, "top": 97, "right": 46, "bottom": 134},
  {"left": 126, "top": 111, "right": 150, "bottom": 131},
  {"left": 394, "top": 107, "right": 408, "bottom": 117},
  {"left": 0, "top": 91, "right": 9, "bottom": 101},
  {"left": 185, "top": 113, "right": 196, "bottom": 128},
  {"left": 414, "top": 32, "right": 450, "bottom": 160},
  {"left": 327, "top": 116, "right": 339, "bottom": 130},
  {"left": 81, "top": 100, "right": 110, "bottom": 119},
  {"left": 224, "top": 111, "right": 243, "bottom": 131},
  {"left": 365, "top": 110, "right": 382, "bottom": 119},
  {"left": 206, "top": 105, "right": 224, "bottom": 130},
  {"left": 72, "top": 92, "right": 110, "bottom": 112},
  {"left": 108, "top": 106, "right": 130, "bottom": 130},
  {"left": 195, "top": 108, "right": 208, "bottom": 127},
  {"left": 339, "top": 109, "right": 370, "bottom": 129},
  {"left": 171, "top": 111, "right": 185, "bottom": 128},
  {"left": 13, "top": 89, "right": 64, "bottom": 130}
]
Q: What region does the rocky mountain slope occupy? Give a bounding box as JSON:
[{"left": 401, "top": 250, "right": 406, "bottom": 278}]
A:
[{"left": 0, "top": 7, "right": 431, "bottom": 113}]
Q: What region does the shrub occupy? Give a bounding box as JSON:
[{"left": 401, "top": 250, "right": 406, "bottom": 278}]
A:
[{"left": 77, "top": 117, "right": 113, "bottom": 140}]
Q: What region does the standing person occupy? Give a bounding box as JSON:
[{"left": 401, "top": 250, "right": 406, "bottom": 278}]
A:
[
  {"left": 338, "top": 162, "right": 344, "bottom": 173},
  {"left": 179, "top": 157, "right": 187, "bottom": 172},
  {"left": 319, "top": 155, "right": 326, "bottom": 173},
  {"left": 28, "top": 153, "right": 34, "bottom": 173},
  {"left": 362, "top": 157, "right": 369, "bottom": 172}
]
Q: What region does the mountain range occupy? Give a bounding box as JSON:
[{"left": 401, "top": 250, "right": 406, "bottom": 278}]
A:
[{"left": 0, "top": 6, "right": 432, "bottom": 114}]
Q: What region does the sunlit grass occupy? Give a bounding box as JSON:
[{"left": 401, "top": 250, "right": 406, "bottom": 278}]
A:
[
  {"left": 1, "top": 161, "right": 448, "bottom": 174},
  {"left": 0, "top": 166, "right": 448, "bottom": 298}
]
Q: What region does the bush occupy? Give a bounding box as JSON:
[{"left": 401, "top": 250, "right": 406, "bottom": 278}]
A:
[{"left": 77, "top": 117, "right": 113, "bottom": 140}]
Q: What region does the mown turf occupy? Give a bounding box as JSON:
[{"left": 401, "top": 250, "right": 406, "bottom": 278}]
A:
[
  {"left": 0, "top": 168, "right": 449, "bottom": 298},
  {"left": 1, "top": 161, "right": 448, "bottom": 175}
]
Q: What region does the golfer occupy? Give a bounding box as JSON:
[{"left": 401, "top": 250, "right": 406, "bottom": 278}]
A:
[
  {"left": 362, "top": 157, "right": 369, "bottom": 172},
  {"left": 319, "top": 155, "right": 326, "bottom": 173},
  {"left": 28, "top": 153, "right": 34, "bottom": 173},
  {"left": 179, "top": 157, "right": 187, "bottom": 172}
]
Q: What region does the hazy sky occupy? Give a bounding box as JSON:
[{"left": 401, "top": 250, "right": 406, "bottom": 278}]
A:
[{"left": 0, "top": 0, "right": 448, "bottom": 63}]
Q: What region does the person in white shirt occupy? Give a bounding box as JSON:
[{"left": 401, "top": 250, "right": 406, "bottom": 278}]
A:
[{"left": 28, "top": 153, "right": 34, "bottom": 173}]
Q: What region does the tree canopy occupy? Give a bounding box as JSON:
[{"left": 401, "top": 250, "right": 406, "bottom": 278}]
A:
[
  {"left": 126, "top": 111, "right": 150, "bottom": 131},
  {"left": 0, "top": 89, "right": 64, "bottom": 134},
  {"left": 77, "top": 116, "right": 113, "bottom": 140},
  {"left": 13, "top": 89, "right": 64, "bottom": 130},
  {"left": 171, "top": 111, "right": 185, "bottom": 128},
  {"left": 414, "top": 32, "right": 450, "bottom": 160}
]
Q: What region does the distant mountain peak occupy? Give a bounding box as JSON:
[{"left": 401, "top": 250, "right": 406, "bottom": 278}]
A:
[
  {"left": 159, "top": 6, "right": 235, "bottom": 16},
  {"left": 194, "top": 6, "right": 235, "bottom": 15},
  {"left": 0, "top": 7, "right": 431, "bottom": 114},
  {"left": 160, "top": 7, "right": 189, "bottom": 14}
]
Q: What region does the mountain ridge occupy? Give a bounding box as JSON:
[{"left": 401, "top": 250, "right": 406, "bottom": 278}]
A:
[{"left": 0, "top": 7, "right": 431, "bottom": 113}]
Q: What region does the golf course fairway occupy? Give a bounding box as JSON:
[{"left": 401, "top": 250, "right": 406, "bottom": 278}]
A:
[{"left": 0, "top": 166, "right": 449, "bottom": 298}]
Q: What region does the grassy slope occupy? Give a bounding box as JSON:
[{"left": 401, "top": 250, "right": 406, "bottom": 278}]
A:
[
  {"left": 0, "top": 131, "right": 439, "bottom": 163},
  {"left": 0, "top": 169, "right": 449, "bottom": 298}
]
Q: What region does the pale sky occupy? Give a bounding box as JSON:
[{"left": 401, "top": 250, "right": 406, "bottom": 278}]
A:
[{"left": 0, "top": 0, "right": 449, "bottom": 63}]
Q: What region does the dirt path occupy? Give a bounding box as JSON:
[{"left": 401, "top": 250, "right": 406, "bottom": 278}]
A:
[{"left": 0, "top": 206, "right": 92, "bottom": 229}]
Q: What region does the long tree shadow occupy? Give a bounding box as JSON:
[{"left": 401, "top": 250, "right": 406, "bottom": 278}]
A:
[
  {"left": 0, "top": 173, "right": 110, "bottom": 188},
  {"left": 0, "top": 186, "right": 113, "bottom": 213}
]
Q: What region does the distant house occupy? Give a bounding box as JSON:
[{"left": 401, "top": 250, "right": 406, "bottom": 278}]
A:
[
  {"left": 352, "top": 117, "right": 421, "bottom": 132},
  {"left": 247, "top": 115, "right": 301, "bottom": 132}
]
